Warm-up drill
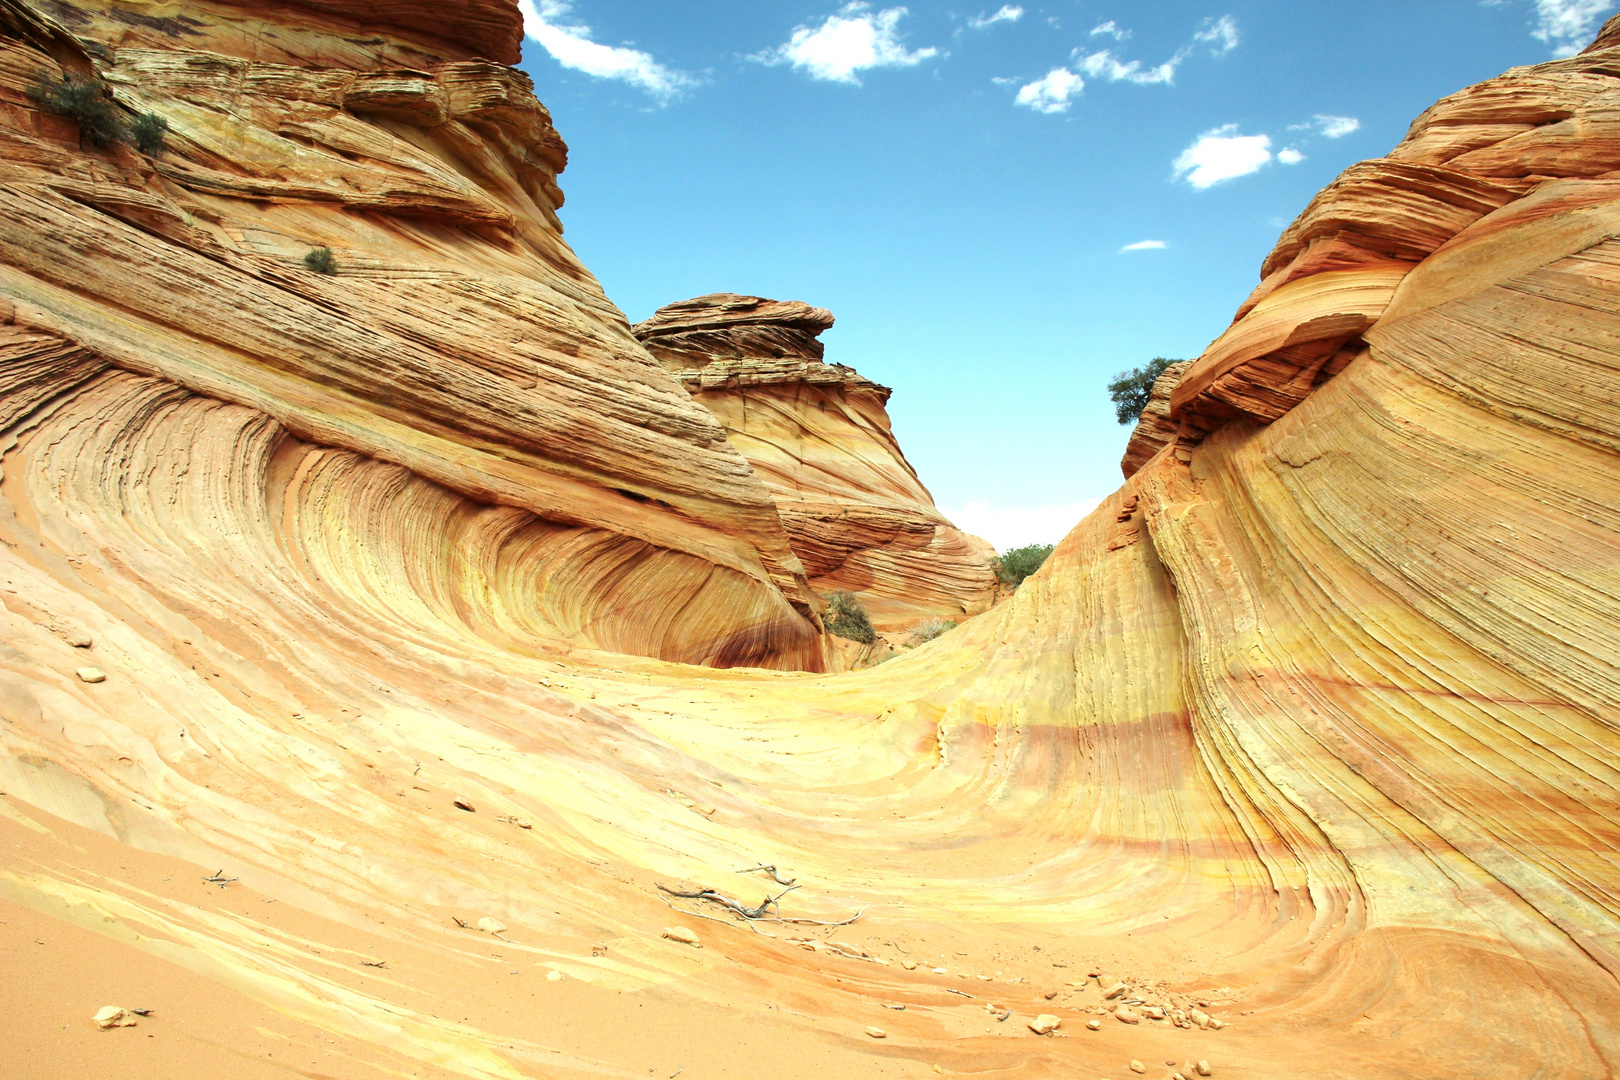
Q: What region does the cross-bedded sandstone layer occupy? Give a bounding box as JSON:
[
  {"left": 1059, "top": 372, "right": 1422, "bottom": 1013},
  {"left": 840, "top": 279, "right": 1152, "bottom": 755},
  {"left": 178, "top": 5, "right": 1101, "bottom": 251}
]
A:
[
  {"left": 1, "top": 3, "right": 1618, "bottom": 1080},
  {"left": 635, "top": 294, "right": 999, "bottom": 629}
]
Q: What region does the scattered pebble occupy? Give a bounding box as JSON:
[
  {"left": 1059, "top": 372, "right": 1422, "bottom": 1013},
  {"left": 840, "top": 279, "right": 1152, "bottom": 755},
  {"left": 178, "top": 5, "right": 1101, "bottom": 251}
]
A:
[
  {"left": 1102, "top": 982, "right": 1127, "bottom": 999},
  {"left": 932, "top": 967, "right": 947, "bottom": 975},
  {"left": 1044, "top": 990, "right": 1059, "bottom": 1000},
  {"left": 1114, "top": 1006, "right": 1141, "bottom": 1025},
  {"left": 65, "top": 632, "right": 93, "bottom": 648},
  {"left": 546, "top": 970, "right": 565, "bottom": 982},
  {"left": 453, "top": 798, "right": 476, "bottom": 812},
  {"left": 1189, "top": 1008, "right": 1211, "bottom": 1029},
  {"left": 93, "top": 1006, "right": 136, "bottom": 1029},
  {"left": 1086, "top": 1019, "right": 1102, "bottom": 1031},
  {"left": 476, "top": 917, "right": 506, "bottom": 934},
  {"left": 1027, "top": 1014, "right": 1061, "bottom": 1035},
  {"left": 901, "top": 960, "right": 917, "bottom": 970},
  {"left": 1130, "top": 1061, "right": 1146, "bottom": 1074},
  {"left": 76, "top": 667, "right": 106, "bottom": 684},
  {"left": 865, "top": 1026, "right": 887, "bottom": 1039},
  {"left": 516, "top": 819, "right": 533, "bottom": 829},
  {"left": 1196, "top": 1062, "right": 1212, "bottom": 1076},
  {"left": 1146, "top": 1006, "right": 1165, "bottom": 1020},
  {"left": 662, "top": 926, "right": 701, "bottom": 947}
]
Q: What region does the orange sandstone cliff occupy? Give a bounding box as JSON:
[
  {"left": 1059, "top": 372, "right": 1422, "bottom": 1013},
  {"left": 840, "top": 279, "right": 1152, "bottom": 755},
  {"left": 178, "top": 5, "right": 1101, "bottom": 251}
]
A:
[
  {"left": 0, "top": 3, "right": 1618, "bottom": 1080},
  {"left": 635, "top": 293, "right": 999, "bottom": 628}
]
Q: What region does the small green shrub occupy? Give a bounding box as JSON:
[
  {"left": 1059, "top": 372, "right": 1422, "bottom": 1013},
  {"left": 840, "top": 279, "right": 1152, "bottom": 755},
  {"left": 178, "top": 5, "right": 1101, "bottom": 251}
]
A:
[
  {"left": 1108, "top": 356, "right": 1180, "bottom": 425},
  {"left": 28, "top": 71, "right": 124, "bottom": 147},
  {"left": 129, "top": 111, "right": 169, "bottom": 155},
  {"left": 824, "top": 590, "right": 875, "bottom": 644},
  {"left": 908, "top": 617, "right": 956, "bottom": 645},
  {"left": 994, "top": 543, "right": 1055, "bottom": 588},
  {"left": 303, "top": 247, "right": 339, "bottom": 275}
]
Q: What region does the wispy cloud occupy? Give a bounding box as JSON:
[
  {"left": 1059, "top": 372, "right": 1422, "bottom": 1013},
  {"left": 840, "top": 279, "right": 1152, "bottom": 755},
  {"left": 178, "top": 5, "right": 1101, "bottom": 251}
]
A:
[
  {"left": 1173, "top": 124, "right": 1273, "bottom": 188},
  {"left": 1277, "top": 147, "right": 1305, "bottom": 165},
  {"left": 753, "top": 3, "right": 938, "bottom": 84},
  {"left": 1193, "top": 14, "right": 1240, "bottom": 55},
  {"left": 1532, "top": 0, "right": 1614, "bottom": 56},
  {"left": 944, "top": 499, "right": 1101, "bottom": 552},
  {"left": 1012, "top": 14, "right": 1237, "bottom": 113},
  {"left": 1314, "top": 114, "right": 1360, "bottom": 138},
  {"left": 968, "top": 5, "right": 1023, "bottom": 30},
  {"left": 519, "top": 0, "right": 696, "bottom": 101},
  {"left": 1015, "top": 67, "right": 1085, "bottom": 113},
  {"left": 1120, "top": 240, "right": 1167, "bottom": 252}
]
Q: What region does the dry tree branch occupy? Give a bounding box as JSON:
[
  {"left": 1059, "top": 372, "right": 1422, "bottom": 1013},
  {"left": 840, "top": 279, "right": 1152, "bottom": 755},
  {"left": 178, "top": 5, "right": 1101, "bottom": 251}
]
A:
[{"left": 735, "top": 863, "right": 797, "bottom": 886}]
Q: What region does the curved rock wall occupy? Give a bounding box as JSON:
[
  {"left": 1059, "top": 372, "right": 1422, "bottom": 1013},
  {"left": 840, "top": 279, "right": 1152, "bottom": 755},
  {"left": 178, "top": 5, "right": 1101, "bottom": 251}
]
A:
[
  {"left": 0, "top": 0, "right": 826, "bottom": 670},
  {"left": 0, "top": 4, "right": 1617, "bottom": 1080},
  {"left": 636, "top": 294, "right": 999, "bottom": 628}
]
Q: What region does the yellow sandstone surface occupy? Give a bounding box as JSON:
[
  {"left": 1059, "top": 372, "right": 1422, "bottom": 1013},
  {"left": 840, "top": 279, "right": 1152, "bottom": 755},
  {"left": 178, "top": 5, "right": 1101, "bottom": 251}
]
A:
[
  {"left": 1, "top": 3, "right": 1618, "bottom": 1080},
  {"left": 635, "top": 293, "right": 999, "bottom": 629}
]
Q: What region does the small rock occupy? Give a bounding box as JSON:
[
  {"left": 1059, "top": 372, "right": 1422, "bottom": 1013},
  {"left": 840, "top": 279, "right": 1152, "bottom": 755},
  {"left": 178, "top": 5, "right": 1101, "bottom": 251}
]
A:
[
  {"left": 65, "top": 632, "right": 93, "bottom": 648},
  {"left": 546, "top": 969, "right": 564, "bottom": 982},
  {"left": 1189, "top": 1008, "right": 1211, "bottom": 1028},
  {"left": 1175, "top": 1074, "right": 1188, "bottom": 1080},
  {"left": 901, "top": 960, "right": 917, "bottom": 970},
  {"left": 1130, "top": 1061, "right": 1146, "bottom": 1074},
  {"left": 476, "top": 917, "right": 506, "bottom": 934},
  {"left": 865, "top": 1026, "right": 887, "bottom": 1039},
  {"left": 1044, "top": 990, "right": 1058, "bottom": 1000},
  {"left": 662, "top": 926, "right": 701, "bottom": 947},
  {"left": 1027, "top": 1014, "right": 1061, "bottom": 1035},
  {"left": 76, "top": 667, "right": 106, "bottom": 684},
  {"left": 1102, "top": 981, "right": 1127, "bottom": 999},
  {"left": 1114, "top": 1006, "right": 1140, "bottom": 1024},
  {"left": 453, "top": 798, "right": 476, "bottom": 812},
  {"left": 516, "top": 819, "right": 533, "bottom": 829},
  {"left": 932, "top": 967, "right": 947, "bottom": 974},
  {"left": 1146, "top": 1006, "right": 1165, "bottom": 1020},
  {"left": 1196, "top": 1062, "right": 1212, "bottom": 1076},
  {"left": 1208, "top": 1018, "right": 1225, "bottom": 1030},
  {"left": 1086, "top": 1019, "right": 1102, "bottom": 1031},
  {"left": 93, "top": 1006, "right": 136, "bottom": 1029}
]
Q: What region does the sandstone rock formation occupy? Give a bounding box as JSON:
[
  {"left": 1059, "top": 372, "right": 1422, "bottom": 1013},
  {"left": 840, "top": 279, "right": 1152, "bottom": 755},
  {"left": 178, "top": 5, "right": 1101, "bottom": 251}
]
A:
[
  {"left": 635, "top": 294, "right": 999, "bottom": 628},
  {"left": 0, "top": 0, "right": 828, "bottom": 671},
  {"left": 1119, "top": 358, "right": 1191, "bottom": 477},
  {"left": 1, "top": 3, "right": 1619, "bottom": 1080}
]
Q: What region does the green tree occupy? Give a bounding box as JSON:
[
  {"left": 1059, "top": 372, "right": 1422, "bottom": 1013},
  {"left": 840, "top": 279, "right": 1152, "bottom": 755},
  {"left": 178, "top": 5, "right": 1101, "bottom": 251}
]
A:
[
  {"left": 824, "top": 590, "right": 875, "bottom": 644},
  {"left": 129, "top": 112, "right": 169, "bottom": 155},
  {"left": 994, "top": 543, "right": 1055, "bottom": 588},
  {"left": 28, "top": 71, "right": 124, "bottom": 147},
  {"left": 1108, "top": 356, "right": 1179, "bottom": 425}
]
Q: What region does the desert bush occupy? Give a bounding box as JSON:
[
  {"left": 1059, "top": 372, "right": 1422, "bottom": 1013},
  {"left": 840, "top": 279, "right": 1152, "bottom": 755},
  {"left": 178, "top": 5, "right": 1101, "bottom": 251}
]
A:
[
  {"left": 994, "top": 543, "right": 1054, "bottom": 588},
  {"left": 28, "top": 71, "right": 124, "bottom": 147},
  {"left": 129, "top": 112, "right": 169, "bottom": 155},
  {"left": 908, "top": 617, "right": 956, "bottom": 645},
  {"left": 824, "top": 590, "right": 875, "bottom": 644},
  {"left": 1108, "top": 356, "right": 1179, "bottom": 425},
  {"left": 304, "top": 247, "right": 339, "bottom": 275}
]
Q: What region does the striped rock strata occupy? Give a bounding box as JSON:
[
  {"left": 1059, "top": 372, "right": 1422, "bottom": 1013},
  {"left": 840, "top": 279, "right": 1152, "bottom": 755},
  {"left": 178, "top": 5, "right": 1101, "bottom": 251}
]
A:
[
  {"left": 635, "top": 294, "right": 999, "bottom": 628},
  {"left": 0, "top": 4, "right": 1618, "bottom": 1080},
  {"left": 0, "top": 0, "right": 828, "bottom": 671}
]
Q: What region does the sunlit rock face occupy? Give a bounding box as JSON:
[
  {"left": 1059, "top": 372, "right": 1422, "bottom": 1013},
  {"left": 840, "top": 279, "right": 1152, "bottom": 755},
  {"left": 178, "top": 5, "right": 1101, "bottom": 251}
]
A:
[
  {"left": 635, "top": 294, "right": 999, "bottom": 628},
  {"left": 1120, "top": 359, "right": 1191, "bottom": 478},
  {"left": 0, "top": 0, "right": 827, "bottom": 671},
  {"left": 1, "top": 4, "right": 1618, "bottom": 1080}
]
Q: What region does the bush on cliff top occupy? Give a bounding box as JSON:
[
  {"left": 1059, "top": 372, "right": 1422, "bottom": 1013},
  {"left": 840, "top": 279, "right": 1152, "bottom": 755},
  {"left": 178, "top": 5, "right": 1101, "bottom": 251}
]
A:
[
  {"left": 994, "top": 544, "right": 1054, "bottom": 588},
  {"left": 825, "top": 590, "right": 876, "bottom": 644},
  {"left": 1108, "top": 356, "right": 1180, "bottom": 425}
]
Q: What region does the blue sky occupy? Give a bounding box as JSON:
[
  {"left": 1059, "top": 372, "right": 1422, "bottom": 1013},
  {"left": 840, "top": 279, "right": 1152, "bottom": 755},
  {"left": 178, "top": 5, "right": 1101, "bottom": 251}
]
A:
[{"left": 515, "top": 0, "right": 1611, "bottom": 550}]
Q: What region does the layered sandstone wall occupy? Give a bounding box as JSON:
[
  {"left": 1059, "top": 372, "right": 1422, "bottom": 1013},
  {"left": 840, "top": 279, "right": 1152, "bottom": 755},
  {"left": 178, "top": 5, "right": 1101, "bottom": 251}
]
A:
[
  {"left": 635, "top": 293, "right": 999, "bottom": 628},
  {"left": 0, "top": 0, "right": 827, "bottom": 669}
]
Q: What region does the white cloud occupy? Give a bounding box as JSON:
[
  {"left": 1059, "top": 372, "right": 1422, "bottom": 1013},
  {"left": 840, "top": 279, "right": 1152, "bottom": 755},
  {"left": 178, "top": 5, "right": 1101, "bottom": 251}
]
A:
[
  {"left": 1173, "top": 124, "right": 1273, "bottom": 188},
  {"left": 1277, "top": 147, "right": 1305, "bottom": 165},
  {"left": 1090, "top": 19, "right": 1131, "bottom": 40},
  {"left": 754, "top": 3, "right": 938, "bottom": 84},
  {"left": 1120, "top": 239, "right": 1167, "bottom": 251},
  {"left": 1532, "top": 0, "right": 1615, "bottom": 57},
  {"left": 991, "top": 75, "right": 1019, "bottom": 85},
  {"left": 968, "top": 5, "right": 1023, "bottom": 29},
  {"left": 944, "top": 499, "right": 1101, "bottom": 553},
  {"left": 1078, "top": 48, "right": 1179, "bottom": 84},
  {"left": 1015, "top": 67, "right": 1084, "bottom": 113},
  {"left": 1314, "top": 114, "right": 1360, "bottom": 138},
  {"left": 1193, "top": 14, "right": 1240, "bottom": 54},
  {"left": 519, "top": 0, "right": 695, "bottom": 100}
]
